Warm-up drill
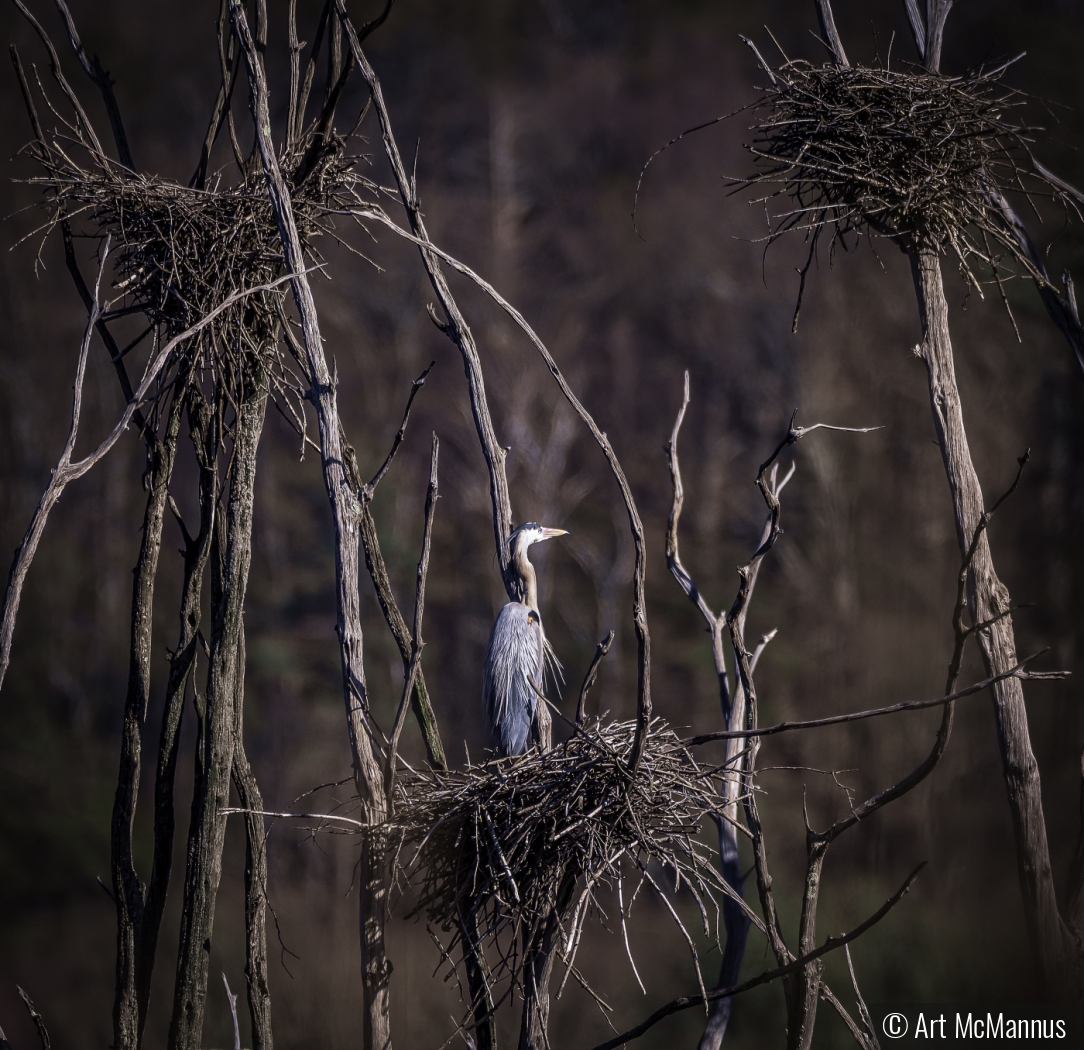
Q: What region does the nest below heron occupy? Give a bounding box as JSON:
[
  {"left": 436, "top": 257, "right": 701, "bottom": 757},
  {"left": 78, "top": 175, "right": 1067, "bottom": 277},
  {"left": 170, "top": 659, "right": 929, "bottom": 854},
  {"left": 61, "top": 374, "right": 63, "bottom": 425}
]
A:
[
  {"left": 392, "top": 718, "right": 731, "bottom": 997},
  {"left": 741, "top": 55, "right": 1077, "bottom": 291}
]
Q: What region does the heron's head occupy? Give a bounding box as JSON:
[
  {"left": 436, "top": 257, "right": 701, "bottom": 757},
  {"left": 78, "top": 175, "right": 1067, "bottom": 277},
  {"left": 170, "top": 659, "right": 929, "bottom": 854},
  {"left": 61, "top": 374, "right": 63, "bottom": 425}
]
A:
[{"left": 509, "top": 522, "right": 568, "bottom": 557}]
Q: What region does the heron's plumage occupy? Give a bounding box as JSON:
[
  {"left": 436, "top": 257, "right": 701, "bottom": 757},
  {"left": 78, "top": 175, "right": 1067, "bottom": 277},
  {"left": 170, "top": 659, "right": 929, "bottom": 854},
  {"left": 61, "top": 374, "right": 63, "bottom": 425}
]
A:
[
  {"left": 483, "top": 602, "right": 544, "bottom": 756},
  {"left": 482, "top": 523, "right": 566, "bottom": 756}
]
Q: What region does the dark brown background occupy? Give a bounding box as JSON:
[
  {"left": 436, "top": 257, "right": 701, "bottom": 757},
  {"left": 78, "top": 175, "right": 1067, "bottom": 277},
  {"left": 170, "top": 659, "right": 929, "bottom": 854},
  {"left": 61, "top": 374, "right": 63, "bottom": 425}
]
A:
[{"left": 2, "top": 1, "right": 1083, "bottom": 1047}]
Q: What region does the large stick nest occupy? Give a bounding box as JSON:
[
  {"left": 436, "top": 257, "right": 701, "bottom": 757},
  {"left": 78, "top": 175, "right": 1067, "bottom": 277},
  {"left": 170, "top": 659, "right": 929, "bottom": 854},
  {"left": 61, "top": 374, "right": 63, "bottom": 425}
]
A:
[
  {"left": 16, "top": 56, "right": 378, "bottom": 418},
  {"left": 25, "top": 139, "right": 373, "bottom": 400},
  {"left": 43, "top": 149, "right": 365, "bottom": 332},
  {"left": 392, "top": 719, "right": 733, "bottom": 1002},
  {"left": 742, "top": 56, "right": 1079, "bottom": 290}
]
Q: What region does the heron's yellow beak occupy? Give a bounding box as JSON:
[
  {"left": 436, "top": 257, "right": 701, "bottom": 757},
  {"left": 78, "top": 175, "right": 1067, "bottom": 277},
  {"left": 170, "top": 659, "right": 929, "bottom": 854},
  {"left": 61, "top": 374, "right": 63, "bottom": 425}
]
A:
[{"left": 540, "top": 527, "right": 568, "bottom": 540}]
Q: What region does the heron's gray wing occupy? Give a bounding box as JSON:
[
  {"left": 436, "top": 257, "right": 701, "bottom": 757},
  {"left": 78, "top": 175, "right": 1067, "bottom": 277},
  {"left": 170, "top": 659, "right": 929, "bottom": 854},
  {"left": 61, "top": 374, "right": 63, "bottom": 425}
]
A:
[{"left": 483, "top": 602, "right": 544, "bottom": 756}]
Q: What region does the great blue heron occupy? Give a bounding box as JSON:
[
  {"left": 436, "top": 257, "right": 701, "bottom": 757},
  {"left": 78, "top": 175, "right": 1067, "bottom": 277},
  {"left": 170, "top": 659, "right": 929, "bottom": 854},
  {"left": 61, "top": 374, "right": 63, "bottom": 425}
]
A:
[{"left": 483, "top": 522, "right": 567, "bottom": 756}]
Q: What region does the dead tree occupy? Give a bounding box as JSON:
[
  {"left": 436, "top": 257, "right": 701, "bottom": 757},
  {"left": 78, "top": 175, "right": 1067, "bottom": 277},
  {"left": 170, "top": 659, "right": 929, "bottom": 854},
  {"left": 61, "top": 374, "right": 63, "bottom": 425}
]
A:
[
  {"left": 3, "top": 3, "right": 1077, "bottom": 1049},
  {"left": 586, "top": 387, "right": 1057, "bottom": 1050},
  {"left": 1, "top": 1, "right": 445, "bottom": 1046},
  {"left": 901, "top": 2, "right": 1080, "bottom": 994},
  {"left": 720, "top": 0, "right": 1084, "bottom": 998},
  {"left": 666, "top": 370, "right": 791, "bottom": 1049}
]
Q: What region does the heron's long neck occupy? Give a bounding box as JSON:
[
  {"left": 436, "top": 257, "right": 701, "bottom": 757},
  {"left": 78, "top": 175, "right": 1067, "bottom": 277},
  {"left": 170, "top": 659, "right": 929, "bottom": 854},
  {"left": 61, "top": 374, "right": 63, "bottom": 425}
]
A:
[{"left": 513, "top": 543, "right": 539, "bottom": 612}]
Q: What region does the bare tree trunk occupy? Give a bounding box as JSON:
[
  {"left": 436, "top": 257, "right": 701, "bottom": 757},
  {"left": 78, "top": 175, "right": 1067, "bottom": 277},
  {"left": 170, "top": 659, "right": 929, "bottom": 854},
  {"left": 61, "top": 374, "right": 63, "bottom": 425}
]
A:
[
  {"left": 112, "top": 382, "right": 186, "bottom": 1050},
  {"left": 136, "top": 388, "right": 219, "bottom": 1043},
  {"left": 783, "top": 841, "right": 827, "bottom": 1050},
  {"left": 698, "top": 653, "right": 753, "bottom": 1050},
  {"left": 517, "top": 873, "right": 575, "bottom": 1050},
  {"left": 230, "top": 7, "right": 393, "bottom": 1043},
  {"left": 233, "top": 748, "right": 272, "bottom": 1050},
  {"left": 667, "top": 378, "right": 765, "bottom": 1050},
  {"left": 697, "top": 808, "right": 750, "bottom": 1049},
  {"left": 359, "top": 840, "right": 392, "bottom": 1050},
  {"left": 229, "top": 632, "right": 273, "bottom": 1048},
  {"left": 459, "top": 909, "right": 497, "bottom": 1050},
  {"left": 232, "top": 624, "right": 272, "bottom": 1050},
  {"left": 909, "top": 246, "right": 1076, "bottom": 995},
  {"left": 169, "top": 367, "right": 268, "bottom": 1050}
]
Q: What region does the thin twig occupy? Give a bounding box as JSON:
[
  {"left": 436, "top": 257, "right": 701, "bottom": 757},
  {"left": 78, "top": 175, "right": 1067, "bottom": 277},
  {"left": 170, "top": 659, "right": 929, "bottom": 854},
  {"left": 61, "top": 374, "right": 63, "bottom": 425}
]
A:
[
  {"left": 685, "top": 650, "right": 1064, "bottom": 744},
  {"left": 0, "top": 266, "right": 303, "bottom": 693},
  {"left": 221, "top": 973, "right": 241, "bottom": 1050},
  {"left": 17, "top": 986, "right": 51, "bottom": 1050},
  {"left": 386, "top": 434, "right": 440, "bottom": 803},
  {"left": 365, "top": 361, "right": 434, "bottom": 496},
  {"left": 222, "top": 807, "right": 371, "bottom": 830},
  {"left": 587, "top": 863, "right": 925, "bottom": 1050},
  {"left": 576, "top": 631, "right": 615, "bottom": 724}
]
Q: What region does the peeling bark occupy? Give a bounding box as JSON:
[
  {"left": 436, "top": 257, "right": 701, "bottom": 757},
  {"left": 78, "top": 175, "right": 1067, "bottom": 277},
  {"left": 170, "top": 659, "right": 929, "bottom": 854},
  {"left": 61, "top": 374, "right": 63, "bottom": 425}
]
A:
[
  {"left": 169, "top": 367, "right": 268, "bottom": 1050},
  {"left": 910, "top": 246, "right": 1076, "bottom": 995},
  {"left": 111, "top": 382, "right": 186, "bottom": 1050}
]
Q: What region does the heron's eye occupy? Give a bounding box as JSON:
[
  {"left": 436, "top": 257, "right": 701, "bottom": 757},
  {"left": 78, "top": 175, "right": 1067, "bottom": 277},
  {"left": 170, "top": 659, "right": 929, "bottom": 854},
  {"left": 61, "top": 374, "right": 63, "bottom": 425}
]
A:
[{"left": 527, "top": 610, "right": 539, "bottom": 625}]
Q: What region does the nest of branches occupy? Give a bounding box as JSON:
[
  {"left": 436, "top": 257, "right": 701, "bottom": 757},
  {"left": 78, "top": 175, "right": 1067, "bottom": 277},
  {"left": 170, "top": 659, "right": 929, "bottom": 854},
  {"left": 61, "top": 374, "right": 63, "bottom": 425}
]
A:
[
  {"left": 393, "top": 718, "right": 731, "bottom": 998},
  {"left": 743, "top": 56, "right": 1078, "bottom": 290},
  {"left": 19, "top": 98, "right": 376, "bottom": 411}
]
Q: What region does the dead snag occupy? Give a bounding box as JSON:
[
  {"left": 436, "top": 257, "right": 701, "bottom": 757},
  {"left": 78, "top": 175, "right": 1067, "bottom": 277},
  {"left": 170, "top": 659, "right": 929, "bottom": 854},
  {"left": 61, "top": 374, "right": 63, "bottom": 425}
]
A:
[{"left": 169, "top": 365, "right": 268, "bottom": 1050}]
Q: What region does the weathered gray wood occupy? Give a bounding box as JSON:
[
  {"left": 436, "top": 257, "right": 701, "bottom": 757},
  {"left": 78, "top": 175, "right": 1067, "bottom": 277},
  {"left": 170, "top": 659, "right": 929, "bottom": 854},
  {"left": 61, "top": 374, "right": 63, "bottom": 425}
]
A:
[
  {"left": 517, "top": 874, "right": 575, "bottom": 1050},
  {"left": 335, "top": 2, "right": 518, "bottom": 602},
  {"left": 910, "top": 246, "right": 1074, "bottom": 994},
  {"left": 0, "top": 268, "right": 293, "bottom": 696},
  {"left": 111, "top": 381, "right": 186, "bottom": 1050},
  {"left": 232, "top": 628, "right": 273, "bottom": 1050},
  {"left": 137, "top": 389, "right": 220, "bottom": 1044},
  {"left": 813, "top": 0, "right": 848, "bottom": 66},
  {"left": 357, "top": 502, "right": 447, "bottom": 771},
  {"left": 229, "top": 4, "right": 392, "bottom": 1043},
  {"left": 169, "top": 369, "right": 267, "bottom": 1050},
  {"left": 339, "top": 405, "right": 447, "bottom": 772},
  {"left": 459, "top": 909, "right": 497, "bottom": 1050},
  {"left": 666, "top": 375, "right": 773, "bottom": 1050}
]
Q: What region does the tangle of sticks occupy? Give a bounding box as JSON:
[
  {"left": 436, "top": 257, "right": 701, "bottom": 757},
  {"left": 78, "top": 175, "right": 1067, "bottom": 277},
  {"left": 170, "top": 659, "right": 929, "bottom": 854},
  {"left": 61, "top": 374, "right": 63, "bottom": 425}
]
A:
[
  {"left": 392, "top": 718, "right": 737, "bottom": 1010},
  {"left": 738, "top": 52, "right": 1080, "bottom": 305}
]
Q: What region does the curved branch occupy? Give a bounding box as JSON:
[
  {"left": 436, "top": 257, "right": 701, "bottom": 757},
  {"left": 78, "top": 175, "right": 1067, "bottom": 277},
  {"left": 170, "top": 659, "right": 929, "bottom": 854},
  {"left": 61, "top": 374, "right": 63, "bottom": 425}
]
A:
[
  {"left": 685, "top": 650, "right": 1064, "bottom": 745},
  {"left": 335, "top": 10, "right": 518, "bottom": 601},
  {"left": 364, "top": 361, "right": 433, "bottom": 495},
  {"left": 0, "top": 266, "right": 302, "bottom": 694},
  {"left": 576, "top": 630, "right": 614, "bottom": 724},
  {"left": 328, "top": 201, "right": 653, "bottom": 772},
  {"left": 385, "top": 434, "right": 439, "bottom": 803},
  {"left": 51, "top": 0, "right": 135, "bottom": 168},
  {"left": 588, "top": 864, "right": 926, "bottom": 1050}
]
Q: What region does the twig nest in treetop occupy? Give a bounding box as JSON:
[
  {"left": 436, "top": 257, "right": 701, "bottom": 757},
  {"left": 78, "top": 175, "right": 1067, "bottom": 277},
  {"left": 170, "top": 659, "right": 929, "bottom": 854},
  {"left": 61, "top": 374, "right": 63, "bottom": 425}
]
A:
[
  {"left": 22, "top": 129, "right": 374, "bottom": 402},
  {"left": 742, "top": 57, "right": 1079, "bottom": 287},
  {"left": 390, "top": 718, "right": 729, "bottom": 993}
]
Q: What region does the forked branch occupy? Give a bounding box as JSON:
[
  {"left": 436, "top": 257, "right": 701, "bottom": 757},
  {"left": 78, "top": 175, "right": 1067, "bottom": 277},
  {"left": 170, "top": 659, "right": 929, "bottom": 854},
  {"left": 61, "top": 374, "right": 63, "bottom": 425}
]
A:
[
  {"left": 331, "top": 200, "right": 654, "bottom": 772},
  {"left": 386, "top": 434, "right": 439, "bottom": 802},
  {"left": 0, "top": 268, "right": 302, "bottom": 694}
]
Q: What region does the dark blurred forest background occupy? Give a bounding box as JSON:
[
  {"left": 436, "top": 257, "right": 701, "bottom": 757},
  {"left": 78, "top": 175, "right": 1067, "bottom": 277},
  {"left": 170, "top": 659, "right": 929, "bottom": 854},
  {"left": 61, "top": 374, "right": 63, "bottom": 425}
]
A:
[{"left": 2, "top": 1, "right": 1084, "bottom": 1047}]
